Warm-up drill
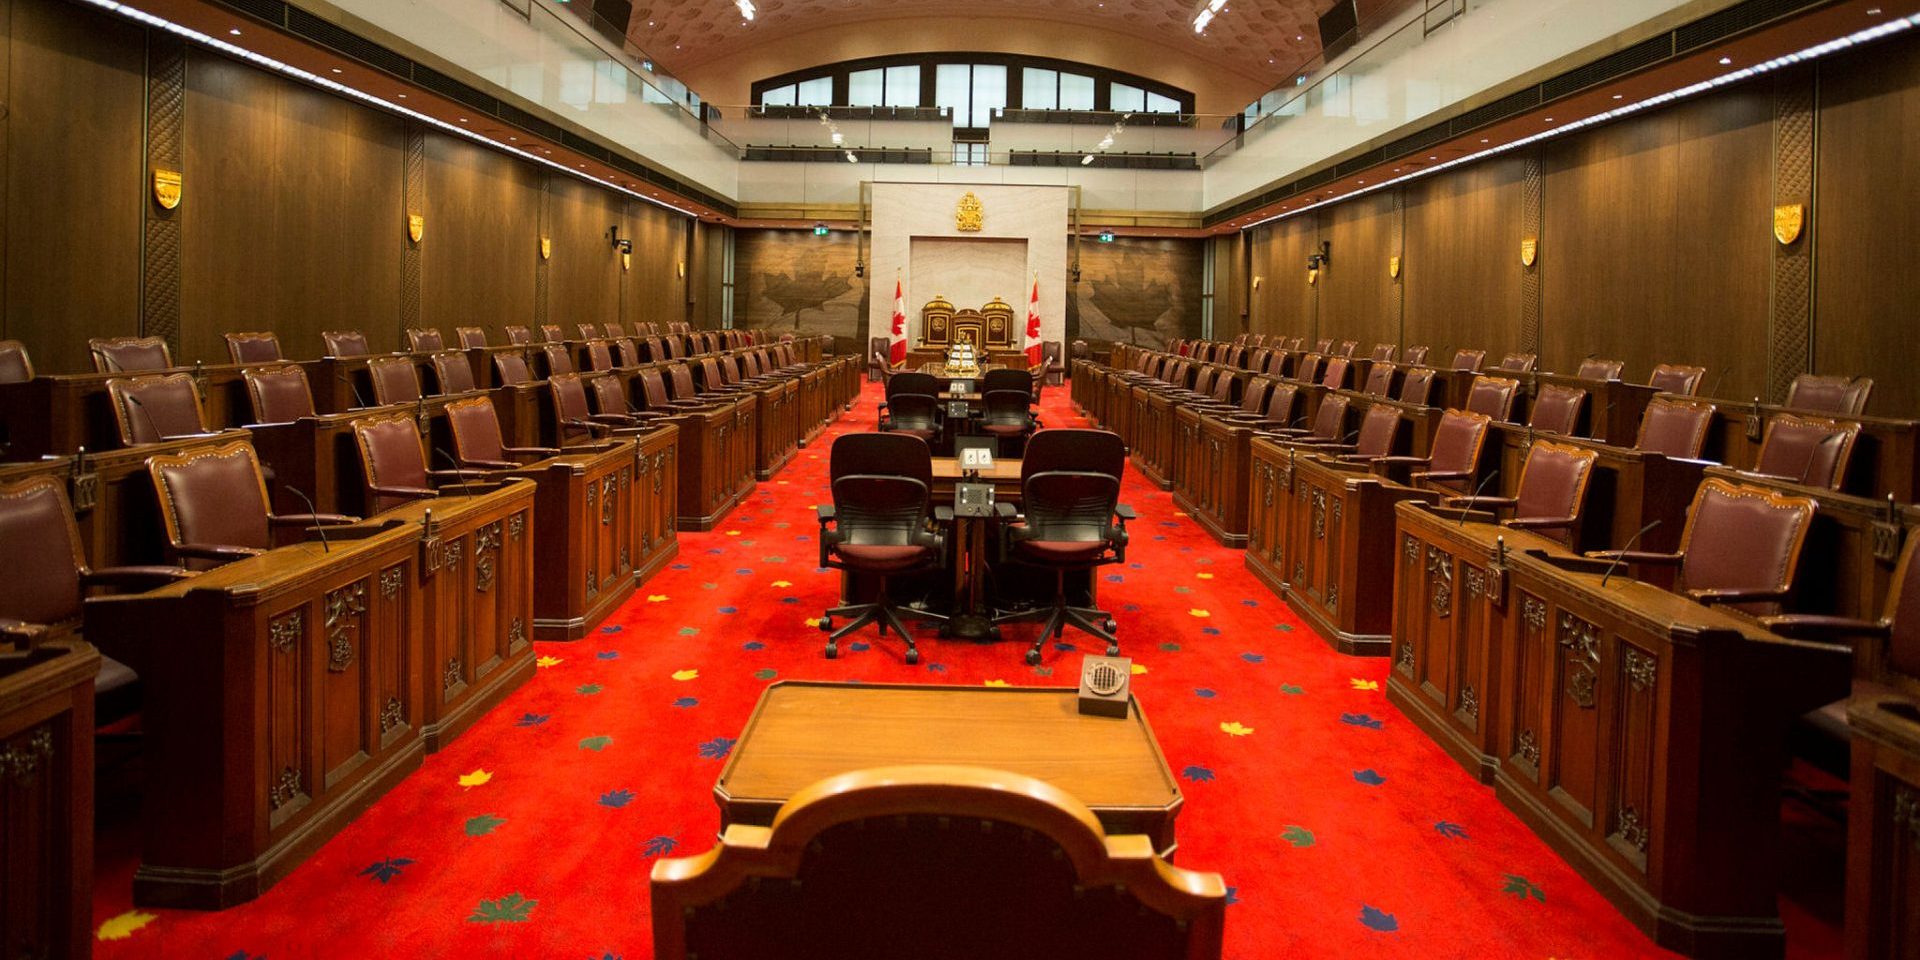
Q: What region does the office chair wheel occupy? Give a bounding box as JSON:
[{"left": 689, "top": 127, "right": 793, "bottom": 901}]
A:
[
  {"left": 824, "top": 641, "right": 838, "bottom": 660},
  {"left": 1106, "top": 642, "right": 1120, "bottom": 657},
  {"left": 1025, "top": 648, "right": 1041, "bottom": 667},
  {"left": 818, "top": 616, "right": 833, "bottom": 632},
  {"left": 905, "top": 649, "right": 921, "bottom": 665}
]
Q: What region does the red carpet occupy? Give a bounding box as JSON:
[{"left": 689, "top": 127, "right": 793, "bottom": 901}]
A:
[{"left": 91, "top": 380, "right": 1843, "bottom": 958}]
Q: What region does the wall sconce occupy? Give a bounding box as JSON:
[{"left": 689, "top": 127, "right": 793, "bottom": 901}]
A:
[
  {"left": 677, "top": 261, "right": 686, "bottom": 278},
  {"left": 855, "top": 260, "right": 866, "bottom": 278},
  {"left": 609, "top": 225, "right": 632, "bottom": 255},
  {"left": 1305, "top": 240, "right": 1330, "bottom": 272},
  {"left": 1252, "top": 276, "right": 1263, "bottom": 290}
]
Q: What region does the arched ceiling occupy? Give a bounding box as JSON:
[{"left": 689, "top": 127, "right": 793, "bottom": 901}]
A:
[{"left": 628, "top": 1, "right": 1402, "bottom": 112}]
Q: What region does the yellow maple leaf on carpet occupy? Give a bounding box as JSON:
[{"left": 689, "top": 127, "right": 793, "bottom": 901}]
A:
[
  {"left": 983, "top": 679, "right": 1011, "bottom": 687},
  {"left": 771, "top": 580, "right": 792, "bottom": 588},
  {"left": 457, "top": 769, "right": 492, "bottom": 789},
  {"left": 647, "top": 594, "right": 670, "bottom": 603},
  {"left": 1131, "top": 663, "right": 1149, "bottom": 675},
  {"left": 1174, "top": 511, "right": 1189, "bottom": 517},
  {"left": 535, "top": 655, "right": 562, "bottom": 668},
  {"left": 804, "top": 617, "right": 824, "bottom": 628},
  {"left": 97, "top": 910, "right": 158, "bottom": 941},
  {"left": 1189, "top": 608, "right": 1211, "bottom": 618},
  {"left": 1196, "top": 572, "right": 1214, "bottom": 580},
  {"left": 1220, "top": 721, "right": 1254, "bottom": 737},
  {"left": 725, "top": 530, "right": 742, "bottom": 536},
  {"left": 1350, "top": 678, "right": 1380, "bottom": 691},
  {"left": 672, "top": 669, "right": 700, "bottom": 681}
]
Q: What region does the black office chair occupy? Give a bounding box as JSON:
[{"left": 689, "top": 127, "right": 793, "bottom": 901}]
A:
[
  {"left": 978, "top": 369, "right": 1037, "bottom": 457},
  {"left": 880, "top": 371, "right": 941, "bottom": 441},
  {"left": 818, "top": 433, "right": 951, "bottom": 664},
  {"left": 992, "top": 429, "right": 1134, "bottom": 665}
]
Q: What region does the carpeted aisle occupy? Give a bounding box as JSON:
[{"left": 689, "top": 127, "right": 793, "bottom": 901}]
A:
[{"left": 91, "top": 380, "right": 1831, "bottom": 958}]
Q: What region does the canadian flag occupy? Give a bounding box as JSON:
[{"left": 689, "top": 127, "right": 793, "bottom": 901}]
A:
[
  {"left": 1024, "top": 274, "right": 1043, "bottom": 367},
  {"left": 888, "top": 276, "right": 908, "bottom": 365}
]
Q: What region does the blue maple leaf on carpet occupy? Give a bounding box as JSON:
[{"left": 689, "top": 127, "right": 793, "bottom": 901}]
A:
[
  {"left": 1153, "top": 535, "right": 1167, "bottom": 542},
  {"left": 225, "top": 952, "right": 265, "bottom": 960},
  {"left": 595, "top": 650, "right": 619, "bottom": 660},
  {"left": 1240, "top": 652, "right": 1265, "bottom": 664},
  {"left": 671, "top": 563, "right": 690, "bottom": 570},
  {"left": 741, "top": 641, "right": 765, "bottom": 651},
  {"left": 1241, "top": 599, "right": 1260, "bottom": 607},
  {"left": 734, "top": 568, "right": 753, "bottom": 576},
  {"left": 359, "top": 857, "right": 415, "bottom": 884},
  {"left": 1159, "top": 521, "right": 1179, "bottom": 527},
  {"left": 1202, "top": 627, "right": 1222, "bottom": 636},
  {"left": 599, "top": 789, "right": 635, "bottom": 809},
  {"left": 596, "top": 953, "right": 625, "bottom": 960},
  {"left": 1434, "top": 821, "right": 1469, "bottom": 840},
  {"left": 1193, "top": 688, "right": 1217, "bottom": 698},
  {"left": 1053, "top": 641, "right": 1077, "bottom": 652},
  {"left": 1181, "top": 765, "right": 1216, "bottom": 782},
  {"left": 1359, "top": 905, "right": 1399, "bottom": 932},
  {"left": 849, "top": 642, "right": 870, "bottom": 652},
  {"left": 780, "top": 596, "right": 799, "bottom": 604},
  {"left": 1353, "top": 769, "right": 1387, "bottom": 786},
  {"left": 1124, "top": 604, "right": 1141, "bottom": 612},
  {"left": 1106, "top": 574, "right": 1124, "bottom": 582},
  {"left": 1129, "top": 562, "right": 1144, "bottom": 569},
  {"left": 600, "top": 624, "right": 624, "bottom": 634},
  {"left": 672, "top": 697, "right": 699, "bottom": 708},
  {"left": 705, "top": 548, "right": 724, "bottom": 555},
  {"left": 1340, "top": 713, "right": 1385, "bottom": 729},
  {"left": 927, "top": 663, "right": 948, "bottom": 673},
  {"left": 718, "top": 606, "right": 738, "bottom": 614},
  {"left": 515, "top": 713, "right": 549, "bottom": 727},
  {"left": 698, "top": 737, "right": 736, "bottom": 760},
  {"left": 1225, "top": 886, "right": 1240, "bottom": 905},
  {"left": 643, "top": 835, "right": 679, "bottom": 857}
]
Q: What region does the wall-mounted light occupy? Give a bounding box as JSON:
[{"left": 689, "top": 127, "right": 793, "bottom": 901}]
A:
[{"left": 609, "top": 225, "right": 632, "bottom": 255}]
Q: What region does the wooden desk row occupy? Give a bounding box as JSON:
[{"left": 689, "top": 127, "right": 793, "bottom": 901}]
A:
[{"left": 0, "top": 641, "right": 97, "bottom": 959}]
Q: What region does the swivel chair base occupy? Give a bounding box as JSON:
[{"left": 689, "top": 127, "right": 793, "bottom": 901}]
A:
[
  {"left": 992, "top": 571, "right": 1120, "bottom": 665},
  {"left": 820, "top": 590, "right": 949, "bottom": 665}
]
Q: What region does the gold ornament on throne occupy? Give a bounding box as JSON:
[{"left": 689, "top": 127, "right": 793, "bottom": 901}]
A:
[{"left": 956, "top": 191, "right": 984, "bottom": 232}]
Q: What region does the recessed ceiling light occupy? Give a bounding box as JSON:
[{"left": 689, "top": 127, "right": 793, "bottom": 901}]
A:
[
  {"left": 458, "top": 117, "right": 468, "bottom": 122},
  {"left": 330, "top": 67, "right": 342, "bottom": 74},
  {"left": 1612, "top": 93, "right": 1623, "bottom": 99},
  {"left": 396, "top": 93, "right": 406, "bottom": 99},
  {"left": 1479, "top": 138, "right": 1489, "bottom": 143},
  {"left": 1427, "top": 155, "right": 1436, "bottom": 160},
  {"left": 228, "top": 27, "right": 241, "bottom": 35},
  {"left": 1868, "top": 7, "right": 1883, "bottom": 14},
  {"left": 1718, "top": 56, "right": 1732, "bottom": 64},
  {"left": 1544, "top": 117, "right": 1554, "bottom": 122}
]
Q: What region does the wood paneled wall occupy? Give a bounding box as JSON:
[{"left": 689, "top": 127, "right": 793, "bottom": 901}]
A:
[
  {"left": 0, "top": 0, "right": 710, "bottom": 373},
  {"left": 1239, "top": 29, "right": 1920, "bottom": 417}
]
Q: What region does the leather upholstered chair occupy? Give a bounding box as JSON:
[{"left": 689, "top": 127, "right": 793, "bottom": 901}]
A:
[
  {"left": 587, "top": 375, "right": 666, "bottom": 428},
  {"left": 352, "top": 414, "right": 482, "bottom": 514},
  {"left": 0, "top": 476, "right": 189, "bottom": 724},
  {"left": 614, "top": 338, "right": 643, "bottom": 368},
  {"left": 1527, "top": 383, "right": 1587, "bottom": 436},
  {"left": 576, "top": 323, "right": 601, "bottom": 340},
  {"left": 1334, "top": 340, "right": 1358, "bottom": 358},
  {"left": 648, "top": 766, "right": 1227, "bottom": 960},
  {"left": 1636, "top": 396, "right": 1717, "bottom": 460},
  {"left": 148, "top": 440, "right": 356, "bottom": 570},
  {"left": 1649, "top": 363, "right": 1707, "bottom": 395},
  {"left": 1360, "top": 363, "right": 1395, "bottom": 397},
  {"left": 321, "top": 330, "right": 372, "bottom": 357},
  {"left": 992, "top": 429, "right": 1134, "bottom": 664},
  {"left": 1577, "top": 358, "right": 1626, "bottom": 381},
  {"left": 584, "top": 340, "right": 616, "bottom": 373},
  {"left": 504, "top": 325, "right": 533, "bottom": 345},
  {"left": 242, "top": 364, "right": 317, "bottom": 423},
  {"left": 539, "top": 324, "right": 566, "bottom": 343},
  {"left": 1588, "top": 477, "right": 1815, "bottom": 616},
  {"left": 549, "top": 373, "right": 637, "bottom": 443},
  {"left": 1312, "top": 338, "right": 1334, "bottom": 354},
  {"left": 540, "top": 343, "right": 576, "bottom": 377},
  {"left": 1260, "top": 392, "right": 1349, "bottom": 446},
  {"left": 1371, "top": 343, "right": 1398, "bottom": 362},
  {"left": 1211, "top": 379, "right": 1271, "bottom": 422},
  {"left": 1784, "top": 374, "right": 1873, "bottom": 415},
  {"left": 880, "top": 372, "right": 941, "bottom": 441},
  {"left": 445, "top": 396, "right": 559, "bottom": 469},
  {"left": 1319, "top": 357, "right": 1353, "bottom": 391},
  {"left": 1445, "top": 439, "right": 1598, "bottom": 547},
  {"left": 0, "top": 339, "right": 33, "bottom": 383},
  {"left": 1291, "top": 353, "right": 1325, "bottom": 386},
  {"left": 1449, "top": 348, "right": 1486, "bottom": 372},
  {"left": 455, "top": 326, "right": 488, "bottom": 349},
  {"left": 636, "top": 368, "right": 713, "bottom": 416},
  {"left": 367, "top": 357, "right": 423, "bottom": 405},
  {"left": 1495, "top": 353, "right": 1537, "bottom": 373},
  {"left": 1465, "top": 376, "right": 1520, "bottom": 422},
  {"left": 1226, "top": 382, "right": 1299, "bottom": 431},
  {"left": 106, "top": 374, "right": 220, "bottom": 446},
  {"left": 603, "top": 322, "right": 628, "bottom": 339},
  {"left": 224, "top": 331, "right": 282, "bottom": 364},
  {"left": 405, "top": 328, "right": 444, "bottom": 352},
  {"left": 429, "top": 351, "right": 477, "bottom": 395},
  {"left": 89, "top": 336, "right": 173, "bottom": 373},
  {"left": 1315, "top": 404, "right": 1405, "bottom": 460},
  {"left": 494, "top": 352, "right": 535, "bottom": 386},
  {"left": 1371, "top": 409, "right": 1492, "bottom": 495},
  {"left": 1404, "top": 345, "right": 1430, "bottom": 366},
  {"left": 1744, "top": 413, "right": 1861, "bottom": 491},
  {"left": 817, "top": 432, "right": 949, "bottom": 663},
  {"left": 1397, "top": 367, "right": 1436, "bottom": 406}
]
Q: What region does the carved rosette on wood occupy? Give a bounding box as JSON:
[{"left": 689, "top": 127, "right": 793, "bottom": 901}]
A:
[
  {"left": 0, "top": 728, "right": 54, "bottom": 783},
  {"left": 1558, "top": 611, "right": 1601, "bottom": 709},
  {"left": 325, "top": 581, "right": 367, "bottom": 673}
]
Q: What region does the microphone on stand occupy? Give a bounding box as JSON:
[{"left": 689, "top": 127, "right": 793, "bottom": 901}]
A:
[
  {"left": 337, "top": 374, "right": 370, "bottom": 410},
  {"left": 280, "top": 484, "right": 331, "bottom": 553},
  {"left": 1456, "top": 468, "right": 1501, "bottom": 526},
  {"left": 1601, "top": 520, "right": 1664, "bottom": 587}
]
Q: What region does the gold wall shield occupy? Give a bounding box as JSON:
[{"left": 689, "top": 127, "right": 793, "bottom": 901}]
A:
[
  {"left": 1519, "top": 237, "right": 1538, "bottom": 267},
  {"left": 1389, "top": 255, "right": 1401, "bottom": 279},
  {"left": 407, "top": 214, "right": 425, "bottom": 244},
  {"left": 539, "top": 237, "right": 552, "bottom": 260},
  {"left": 153, "top": 169, "right": 182, "bottom": 210},
  {"left": 1773, "top": 203, "right": 1805, "bottom": 245},
  {"left": 956, "top": 192, "right": 984, "bottom": 232}
]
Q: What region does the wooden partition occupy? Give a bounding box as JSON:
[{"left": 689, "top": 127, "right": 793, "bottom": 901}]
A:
[{"left": 0, "top": 641, "right": 98, "bottom": 959}]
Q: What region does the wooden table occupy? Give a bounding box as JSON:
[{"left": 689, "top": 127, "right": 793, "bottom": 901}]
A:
[
  {"left": 0, "top": 641, "right": 99, "bottom": 959},
  {"left": 714, "top": 681, "right": 1184, "bottom": 856},
  {"left": 930, "top": 457, "right": 1022, "bottom": 619}
]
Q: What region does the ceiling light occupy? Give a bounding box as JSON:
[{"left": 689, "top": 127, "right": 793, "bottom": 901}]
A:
[
  {"left": 330, "top": 67, "right": 342, "bottom": 74},
  {"left": 845, "top": 150, "right": 858, "bottom": 163},
  {"left": 396, "top": 93, "right": 406, "bottom": 99},
  {"left": 228, "top": 27, "right": 240, "bottom": 35},
  {"left": 1544, "top": 117, "right": 1554, "bottom": 122},
  {"left": 458, "top": 117, "right": 468, "bottom": 123},
  {"left": 1081, "top": 154, "right": 1095, "bottom": 165},
  {"left": 1719, "top": 56, "right": 1733, "bottom": 64},
  {"left": 1612, "top": 93, "right": 1623, "bottom": 99}
]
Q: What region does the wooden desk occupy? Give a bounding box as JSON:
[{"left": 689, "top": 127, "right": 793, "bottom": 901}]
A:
[
  {"left": 1695, "top": 396, "right": 1920, "bottom": 502},
  {"left": 1390, "top": 503, "right": 1852, "bottom": 957},
  {"left": 83, "top": 480, "right": 535, "bottom": 909},
  {"left": 0, "top": 361, "right": 275, "bottom": 459},
  {"left": 1522, "top": 374, "right": 1657, "bottom": 445},
  {"left": 0, "top": 641, "right": 98, "bottom": 960},
  {"left": 1844, "top": 693, "right": 1920, "bottom": 960},
  {"left": 1277, "top": 454, "right": 1438, "bottom": 656},
  {"left": 930, "top": 457, "right": 1022, "bottom": 619},
  {"left": 1496, "top": 429, "right": 1707, "bottom": 555},
  {"left": 714, "top": 681, "right": 1183, "bottom": 857}
]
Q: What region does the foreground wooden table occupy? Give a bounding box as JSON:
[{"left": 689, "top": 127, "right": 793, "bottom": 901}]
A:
[
  {"left": 715, "top": 682, "right": 1183, "bottom": 856},
  {"left": 0, "top": 641, "right": 98, "bottom": 960}
]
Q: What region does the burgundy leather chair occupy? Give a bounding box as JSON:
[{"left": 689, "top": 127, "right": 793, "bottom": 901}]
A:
[
  {"left": 1649, "top": 363, "right": 1707, "bottom": 395},
  {"left": 1227, "top": 382, "right": 1300, "bottom": 431},
  {"left": 1370, "top": 344, "right": 1398, "bottom": 363},
  {"left": 89, "top": 336, "right": 173, "bottom": 373},
  {"left": 588, "top": 375, "right": 668, "bottom": 429},
  {"left": 0, "top": 340, "right": 32, "bottom": 383},
  {"left": 1449, "top": 349, "right": 1486, "bottom": 372},
  {"left": 1527, "top": 383, "right": 1588, "bottom": 436},
  {"left": 406, "top": 328, "right": 444, "bottom": 352},
  {"left": 455, "top": 327, "right": 489, "bottom": 349},
  {"left": 1319, "top": 357, "right": 1353, "bottom": 391},
  {"left": 322, "top": 330, "right": 372, "bottom": 357},
  {"left": 1397, "top": 367, "right": 1436, "bottom": 406},
  {"left": 0, "top": 476, "right": 188, "bottom": 722},
  {"left": 242, "top": 365, "right": 316, "bottom": 423},
  {"left": 539, "top": 324, "right": 566, "bottom": 343},
  {"left": 1465, "top": 376, "right": 1520, "bottom": 422},
  {"left": 1334, "top": 340, "right": 1359, "bottom": 358},
  {"left": 1576, "top": 358, "right": 1625, "bottom": 381},
  {"left": 494, "top": 353, "right": 535, "bottom": 386},
  {"left": 1261, "top": 393, "right": 1350, "bottom": 446},
  {"left": 106, "top": 374, "right": 220, "bottom": 446},
  {"left": 445, "top": 396, "right": 559, "bottom": 469},
  {"left": 1371, "top": 409, "right": 1492, "bottom": 494},
  {"left": 1315, "top": 404, "right": 1405, "bottom": 461},
  {"left": 224, "top": 331, "right": 282, "bottom": 364},
  {"left": 541, "top": 343, "right": 576, "bottom": 378},
  {"left": 504, "top": 325, "right": 533, "bottom": 345},
  {"left": 817, "top": 432, "right": 949, "bottom": 663},
  {"left": 577, "top": 323, "right": 601, "bottom": 340},
  {"left": 1291, "top": 354, "right": 1325, "bottom": 386},
  {"left": 1784, "top": 374, "right": 1873, "bottom": 416},
  {"left": 1404, "top": 346, "right": 1430, "bottom": 366},
  {"left": 1312, "top": 338, "right": 1334, "bottom": 354},
  {"left": 1494, "top": 353, "right": 1537, "bottom": 373},
  {"left": 1207, "top": 379, "right": 1271, "bottom": 423},
  {"left": 1588, "top": 477, "right": 1815, "bottom": 616},
  {"left": 991, "top": 429, "right": 1134, "bottom": 664},
  {"left": 603, "top": 322, "right": 628, "bottom": 339},
  {"left": 1744, "top": 413, "right": 1861, "bottom": 491},
  {"left": 148, "top": 441, "right": 356, "bottom": 570},
  {"left": 352, "top": 414, "right": 480, "bottom": 514},
  {"left": 549, "top": 374, "right": 631, "bottom": 444},
  {"left": 614, "top": 338, "right": 643, "bottom": 368},
  {"left": 584, "top": 340, "right": 616, "bottom": 373},
  {"left": 427, "top": 351, "right": 477, "bottom": 395},
  {"left": 665, "top": 337, "right": 688, "bottom": 361},
  {"left": 367, "top": 357, "right": 423, "bottom": 406},
  {"left": 1636, "top": 397, "right": 1717, "bottom": 459},
  {"left": 636, "top": 368, "right": 713, "bottom": 417},
  {"left": 1445, "top": 439, "right": 1598, "bottom": 547},
  {"left": 1360, "top": 363, "right": 1396, "bottom": 397}
]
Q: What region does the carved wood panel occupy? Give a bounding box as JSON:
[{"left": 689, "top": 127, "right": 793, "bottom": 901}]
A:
[
  {"left": 1508, "top": 593, "right": 1549, "bottom": 782},
  {"left": 1549, "top": 608, "right": 1602, "bottom": 829},
  {"left": 1609, "top": 642, "right": 1659, "bottom": 873},
  {"left": 266, "top": 606, "right": 308, "bottom": 828}
]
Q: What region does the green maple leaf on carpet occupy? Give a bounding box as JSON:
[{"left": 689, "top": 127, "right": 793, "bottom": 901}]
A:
[
  {"left": 579, "top": 735, "right": 613, "bottom": 751},
  {"left": 1500, "top": 874, "right": 1545, "bottom": 902},
  {"left": 678, "top": 627, "right": 699, "bottom": 636},
  {"left": 1278, "top": 684, "right": 1305, "bottom": 696},
  {"left": 464, "top": 814, "right": 506, "bottom": 837},
  {"left": 1159, "top": 642, "right": 1181, "bottom": 652},
  {"left": 576, "top": 684, "right": 603, "bottom": 696},
  {"left": 1280, "top": 825, "right": 1316, "bottom": 848},
  {"left": 468, "top": 892, "right": 536, "bottom": 923},
  {"left": 753, "top": 668, "right": 777, "bottom": 680}
]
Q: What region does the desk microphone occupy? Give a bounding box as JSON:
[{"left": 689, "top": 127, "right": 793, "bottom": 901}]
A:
[
  {"left": 1601, "top": 520, "right": 1663, "bottom": 587},
  {"left": 122, "top": 392, "right": 166, "bottom": 443},
  {"left": 433, "top": 445, "right": 469, "bottom": 486},
  {"left": 337, "top": 374, "right": 370, "bottom": 410},
  {"left": 1798, "top": 430, "right": 1852, "bottom": 486},
  {"left": 1457, "top": 468, "right": 1501, "bottom": 526},
  {"left": 281, "top": 484, "right": 331, "bottom": 553}
]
